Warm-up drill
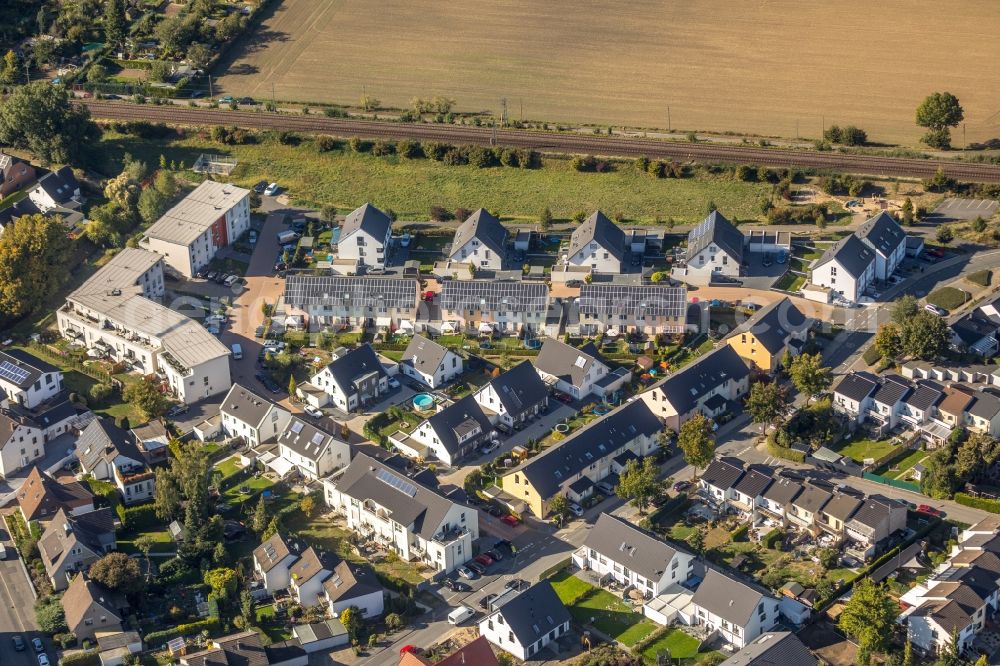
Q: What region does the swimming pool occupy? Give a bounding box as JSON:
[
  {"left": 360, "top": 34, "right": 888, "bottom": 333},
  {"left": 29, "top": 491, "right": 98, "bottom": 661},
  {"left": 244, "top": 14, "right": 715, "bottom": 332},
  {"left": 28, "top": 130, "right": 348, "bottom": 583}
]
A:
[{"left": 413, "top": 393, "right": 434, "bottom": 410}]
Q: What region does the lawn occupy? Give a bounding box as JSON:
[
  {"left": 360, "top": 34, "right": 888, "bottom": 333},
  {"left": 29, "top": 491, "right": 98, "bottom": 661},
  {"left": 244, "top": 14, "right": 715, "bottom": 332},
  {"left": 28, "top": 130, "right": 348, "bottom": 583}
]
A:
[
  {"left": 118, "top": 529, "right": 175, "bottom": 554},
  {"left": 881, "top": 448, "right": 928, "bottom": 481},
  {"left": 833, "top": 436, "right": 901, "bottom": 464},
  {"left": 215, "top": 455, "right": 245, "bottom": 479},
  {"left": 926, "top": 287, "right": 970, "bottom": 312},
  {"left": 97, "top": 132, "right": 771, "bottom": 224},
  {"left": 793, "top": 247, "right": 823, "bottom": 261},
  {"left": 222, "top": 476, "right": 275, "bottom": 505},
  {"left": 549, "top": 569, "right": 657, "bottom": 647},
  {"left": 774, "top": 272, "right": 806, "bottom": 292},
  {"left": 641, "top": 628, "right": 701, "bottom": 662}
]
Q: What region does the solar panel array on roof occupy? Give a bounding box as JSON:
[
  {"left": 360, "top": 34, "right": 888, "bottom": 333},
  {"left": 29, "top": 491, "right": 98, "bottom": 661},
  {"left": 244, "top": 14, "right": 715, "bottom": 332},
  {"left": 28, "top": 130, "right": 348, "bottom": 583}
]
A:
[
  {"left": 375, "top": 468, "right": 417, "bottom": 498},
  {"left": 578, "top": 284, "right": 687, "bottom": 317},
  {"left": 0, "top": 361, "right": 30, "bottom": 386},
  {"left": 284, "top": 274, "right": 419, "bottom": 310},
  {"left": 440, "top": 280, "right": 548, "bottom": 312}
]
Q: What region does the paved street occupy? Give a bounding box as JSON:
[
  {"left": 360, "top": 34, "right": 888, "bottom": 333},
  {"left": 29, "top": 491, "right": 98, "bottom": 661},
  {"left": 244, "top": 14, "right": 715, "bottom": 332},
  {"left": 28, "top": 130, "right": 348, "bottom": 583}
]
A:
[{"left": 0, "top": 523, "right": 45, "bottom": 666}]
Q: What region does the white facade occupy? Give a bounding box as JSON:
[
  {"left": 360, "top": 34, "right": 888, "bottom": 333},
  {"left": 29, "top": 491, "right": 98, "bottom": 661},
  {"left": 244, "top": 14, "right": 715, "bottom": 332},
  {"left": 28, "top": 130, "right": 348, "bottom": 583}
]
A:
[
  {"left": 810, "top": 256, "right": 874, "bottom": 303},
  {"left": 686, "top": 243, "right": 740, "bottom": 282},
  {"left": 277, "top": 432, "right": 350, "bottom": 480},
  {"left": 450, "top": 238, "right": 503, "bottom": 270},
  {"left": 574, "top": 546, "right": 694, "bottom": 596},
  {"left": 326, "top": 587, "right": 384, "bottom": 620},
  {"left": 339, "top": 227, "right": 391, "bottom": 269},
  {"left": 400, "top": 350, "right": 462, "bottom": 389},
  {"left": 479, "top": 610, "right": 569, "bottom": 661},
  {"left": 0, "top": 417, "right": 45, "bottom": 478},
  {"left": 254, "top": 552, "right": 297, "bottom": 594},
  {"left": 0, "top": 362, "right": 63, "bottom": 410},
  {"left": 220, "top": 403, "right": 291, "bottom": 446},
  {"left": 693, "top": 594, "right": 780, "bottom": 649},
  {"left": 473, "top": 383, "right": 545, "bottom": 428},
  {"left": 308, "top": 366, "right": 388, "bottom": 413},
  {"left": 567, "top": 240, "right": 621, "bottom": 274}
]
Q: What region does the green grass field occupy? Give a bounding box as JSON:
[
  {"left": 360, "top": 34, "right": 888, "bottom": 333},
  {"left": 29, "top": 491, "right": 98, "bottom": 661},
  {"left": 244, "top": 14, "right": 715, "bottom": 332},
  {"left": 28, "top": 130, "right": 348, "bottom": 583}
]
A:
[
  {"left": 549, "top": 569, "right": 657, "bottom": 647},
  {"left": 97, "top": 131, "right": 771, "bottom": 223},
  {"left": 882, "top": 448, "right": 929, "bottom": 480},
  {"left": 926, "top": 287, "right": 971, "bottom": 312},
  {"left": 641, "top": 629, "right": 701, "bottom": 661},
  {"left": 834, "top": 437, "right": 901, "bottom": 463}
]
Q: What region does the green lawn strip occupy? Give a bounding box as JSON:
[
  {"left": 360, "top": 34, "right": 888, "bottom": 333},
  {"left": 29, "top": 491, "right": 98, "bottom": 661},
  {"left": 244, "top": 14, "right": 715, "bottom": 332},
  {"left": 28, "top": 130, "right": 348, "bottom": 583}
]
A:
[
  {"left": 833, "top": 437, "right": 900, "bottom": 463},
  {"left": 641, "top": 628, "right": 700, "bottom": 661},
  {"left": 774, "top": 272, "right": 805, "bottom": 292},
  {"left": 881, "top": 449, "right": 927, "bottom": 480},
  {"left": 550, "top": 569, "right": 593, "bottom": 604},
  {"left": 222, "top": 476, "right": 275, "bottom": 505},
  {"left": 549, "top": 570, "right": 656, "bottom": 647},
  {"left": 117, "top": 530, "right": 175, "bottom": 554},
  {"left": 215, "top": 455, "right": 246, "bottom": 479},
  {"left": 926, "top": 286, "right": 970, "bottom": 311}
]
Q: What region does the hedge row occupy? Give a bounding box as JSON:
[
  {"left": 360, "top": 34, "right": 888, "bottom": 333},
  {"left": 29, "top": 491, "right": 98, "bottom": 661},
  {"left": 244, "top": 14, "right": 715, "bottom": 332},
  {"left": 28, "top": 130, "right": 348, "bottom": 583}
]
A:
[
  {"left": 763, "top": 528, "right": 784, "bottom": 549},
  {"left": 144, "top": 618, "right": 220, "bottom": 648},
  {"left": 58, "top": 651, "right": 98, "bottom": 666},
  {"left": 955, "top": 492, "right": 1000, "bottom": 514},
  {"left": 730, "top": 524, "right": 750, "bottom": 542},
  {"left": 766, "top": 439, "right": 806, "bottom": 463}
]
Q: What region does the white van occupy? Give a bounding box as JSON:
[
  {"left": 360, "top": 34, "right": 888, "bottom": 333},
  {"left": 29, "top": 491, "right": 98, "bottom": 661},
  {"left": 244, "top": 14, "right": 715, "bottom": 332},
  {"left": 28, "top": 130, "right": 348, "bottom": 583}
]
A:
[
  {"left": 277, "top": 230, "right": 300, "bottom": 244},
  {"left": 447, "top": 605, "right": 475, "bottom": 625},
  {"left": 231, "top": 343, "right": 243, "bottom": 360}
]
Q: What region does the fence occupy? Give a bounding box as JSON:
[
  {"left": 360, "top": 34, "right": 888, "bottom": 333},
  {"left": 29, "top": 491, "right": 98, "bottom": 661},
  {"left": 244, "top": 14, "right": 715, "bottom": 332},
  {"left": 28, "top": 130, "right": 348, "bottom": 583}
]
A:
[{"left": 862, "top": 472, "right": 921, "bottom": 493}]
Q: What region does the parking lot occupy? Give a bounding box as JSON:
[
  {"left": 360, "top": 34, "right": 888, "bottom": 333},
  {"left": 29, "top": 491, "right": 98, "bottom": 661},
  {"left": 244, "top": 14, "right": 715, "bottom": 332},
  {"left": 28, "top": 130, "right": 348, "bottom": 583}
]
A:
[{"left": 929, "top": 197, "right": 998, "bottom": 222}]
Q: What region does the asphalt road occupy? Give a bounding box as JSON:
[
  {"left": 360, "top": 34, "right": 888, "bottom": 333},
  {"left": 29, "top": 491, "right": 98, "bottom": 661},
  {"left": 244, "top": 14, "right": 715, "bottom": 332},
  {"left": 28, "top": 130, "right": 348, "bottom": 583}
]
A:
[{"left": 0, "top": 530, "right": 45, "bottom": 666}]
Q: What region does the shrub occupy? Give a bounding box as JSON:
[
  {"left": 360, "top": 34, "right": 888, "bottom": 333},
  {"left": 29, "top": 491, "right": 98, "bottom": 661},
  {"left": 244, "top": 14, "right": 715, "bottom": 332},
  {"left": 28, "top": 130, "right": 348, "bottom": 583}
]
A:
[
  {"left": 570, "top": 155, "right": 598, "bottom": 172},
  {"left": 766, "top": 436, "right": 806, "bottom": 463},
  {"left": 371, "top": 140, "right": 396, "bottom": 156},
  {"left": 144, "top": 618, "right": 220, "bottom": 648},
  {"left": 348, "top": 137, "right": 371, "bottom": 153},
  {"left": 955, "top": 493, "right": 1000, "bottom": 514},
  {"left": 397, "top": 139, "right": 423, "bottom": 158},
  {"left": 58, "top": 651, "right": 99, "bottom": 666},
  {"left": 316, "top": 135, "right": 338, "bottom": 152},
  {"left": 763, "top": 528, "right": 784, "bottom": 549},
  {"left": 121, "top": 503, "right": 158, "bottom": 531},
  {"left": 88, "top": 383, "right": 112, "bottom": 403},
  {"left": 967, "top": 270, "right": 992, "bottom": 287},
  {"left": 53, "top": 633, "right": 77, "bottom": 649},
  {"left": 429, "top": 206, "right": 453, "bottom": 222},
  {"left": 730, "top": 524, "right": 750, "bottom": 542},
  {"left": 862, "top": 345, "right": 882, "bottom": 366}
]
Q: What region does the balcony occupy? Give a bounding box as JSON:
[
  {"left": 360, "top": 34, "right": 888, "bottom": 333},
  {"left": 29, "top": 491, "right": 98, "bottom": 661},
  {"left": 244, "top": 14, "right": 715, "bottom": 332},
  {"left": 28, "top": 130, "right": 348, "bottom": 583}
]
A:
[{"left": 433, "top": 526, "right": 469, "bottom": 545}]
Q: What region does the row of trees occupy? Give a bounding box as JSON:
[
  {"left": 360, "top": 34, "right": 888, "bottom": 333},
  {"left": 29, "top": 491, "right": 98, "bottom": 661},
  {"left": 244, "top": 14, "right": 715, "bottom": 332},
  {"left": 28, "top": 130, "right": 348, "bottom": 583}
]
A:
[
  {"left": 85, "top": 157, "right": 178, "bottom": 248},
  {"left": 874, "top": 295, "right": 950, "bottom": 364}
]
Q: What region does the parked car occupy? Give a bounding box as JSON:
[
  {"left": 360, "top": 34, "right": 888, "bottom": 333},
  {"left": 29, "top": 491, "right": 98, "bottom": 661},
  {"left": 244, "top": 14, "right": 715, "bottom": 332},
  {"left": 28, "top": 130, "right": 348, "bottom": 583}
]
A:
[
  {"left": 264, "top": 182, "right": 280, "bottom": 196},
  {"left": 443, "top": 578, "right": 470, "bottom": 592},
  {"left": 457, "top": 565, "right": 477, "bottom": 579},
  {"left": 167, "top": 404, "right": 189, "bottom": 417},
  {"left": 254, "top": 325, "right": 266, "bottom": 338},
  {"left": 917, "top": 504, "right": 944, "bottom": 517},
  {"left": 924, "top": 303, "right": 947, "bottom": 316},
  {"left": 447, "top": 606, "right": 475, "bottom": 625},
  {"left": 38, "top": 655, "right": 50, "bottom": 666},
  {"left": 218, "top": 95, "right": 234, "bottom": 103},
  {"left": 239, "top": 97, "right": 255, "bottom": 105},
  {"left": 253, "top": 180, "right": 268, "bottom": 193},
  {"left": 595, "top": 480, "right": 615, "bottom": 495},
  {"left": 480, "top": 441, "right": 500, "bottom": 455},
  {"left": 33, "top": 639, "right": 44, "bottom": 654},
  {"left": 478, "top": 593, "right": 497, "bottom": 610},
  {"left": 672, "top": 480, "right": 691, "bottom": 493},
  {"left": 553, "top": 392, "right": 573, "bottom": 404},
  {"left": 500, "top": 515, "right": 520, "bottom": 527},
  {"left": 388, "top": 377, "right": 401, "bottom": 389},
  {"left": 485, "top": 505, "right": 503, "bottom": 518},
  {"left": 12, "top": 635, "right": 24, "bottom": 651},
  {"left": 399, "top": 646, "right": 421, "bottom": 656},
  {"left": 224, "top": 275, "right": 240, "bottom": 287},
  {"left": 926, "top": 247, "right": 945, "bottom": 258},
  {"left": 466, "top": 561, "right": 487, "bottom": 575},
  {"left": 504, "top": 578, "right": 524, "bottom": 591},
  {"left": 486, "top": 548, "right": 503, "bottom": 561},
  {"left": 206, "top": 271, "right": 219, "bottom": 281},
  {"left": 568, "top": 502, "right": 584, "bottom": 517},
  {"left": 303, "top": 405, "right": 323, "bottom": 418},
  {"left": 249, "top": 231, "right": 258, "bottom": 245},
  {"left": 494, "top": 539, "right": 513, "bottom": 552},
  {"left": 474, "top": 553, "right": 494, "bottom": 567}
]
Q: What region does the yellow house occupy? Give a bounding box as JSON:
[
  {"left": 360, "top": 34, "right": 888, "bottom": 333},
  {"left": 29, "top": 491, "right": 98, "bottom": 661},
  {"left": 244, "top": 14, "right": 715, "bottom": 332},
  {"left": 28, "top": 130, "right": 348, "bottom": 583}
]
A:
[{"left": 725, "top": 297, "right": 809, "bottom": 372}]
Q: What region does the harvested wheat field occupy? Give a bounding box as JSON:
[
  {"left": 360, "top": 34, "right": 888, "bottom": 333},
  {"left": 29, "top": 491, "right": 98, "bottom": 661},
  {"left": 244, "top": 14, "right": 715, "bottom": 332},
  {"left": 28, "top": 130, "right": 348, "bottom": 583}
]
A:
[{"left": 216, "top": 0, "right": 1000, "bottom": 145}]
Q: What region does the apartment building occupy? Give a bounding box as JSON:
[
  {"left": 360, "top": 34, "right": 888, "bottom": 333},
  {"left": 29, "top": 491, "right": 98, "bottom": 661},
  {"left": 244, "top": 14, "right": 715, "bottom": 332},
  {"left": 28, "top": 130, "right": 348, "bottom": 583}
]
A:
[
  {"left": 448, "top": 208, "right": 507, "bottom": 270},
  {"left": 338, "top": 203, "right": 393, "bottom": 270},
  {"left": 275, "top": 418, "right": 350, "bottom": 480},
  {"left": 478, "top": 581, "right": 571, "bottom": 661},
  {"left": 690, "top": 569, "right": 780, "bottom": 649},
  {"left": 855, "top": 212, "right": 907, "bottom": 282}
]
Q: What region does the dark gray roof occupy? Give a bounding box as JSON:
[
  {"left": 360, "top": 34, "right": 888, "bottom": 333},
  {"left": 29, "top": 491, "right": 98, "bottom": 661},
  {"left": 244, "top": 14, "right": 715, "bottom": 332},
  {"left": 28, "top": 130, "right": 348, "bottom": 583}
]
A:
[
  {"left": 35, "top": 166, "right": 79, "bottom": 205},
  {"left": 951, "top": 312, "right": 999, "bottom": 346},
  {"left": 221, "top": 383, "right": 278, "bottom": 428},
  {"left": 906, "top": 380, "right": 944, "bottom": 411},
  {"left": 76, "top": 418, "right": 145, "bottom": 472},
  {"left": 792, "top": 484, "right": 831, "bottom": 514},
  {"left": 0, "top": 349, "right": 60, "bottom": 389},
  {"left": 278, "top": 418, "right": 343, "bottom": 462},
  {"left": 821, "top": 493, "right": 862, "bottom": 521},
  {"left": 873, "top": 375, "right": 912, "bottom": 406},
  {"left": 425, "top": 395, "right": 493, "bottom": 457},
  {"left": 969, "top": 392, "right": 1000, "bottom": 421},
  {"left": 512, "top": 400, "right": 661, "bottom": 498},
  {"left": 341, "top": 202, "right": 391, "bottom": 241},
  {"left": 486, "top": 360, "right": 549, "bottom": 419},
  {"left": 401, "top": 335, "right": 451, "bottom": 375},
  {"left": 491, "top": 581, "right": 571, "bottom": 646},
  {"left": 856, "top": 211, "right": 906, "bottom": 258},
  {"left": 567, "top": 210, "right": 626, "bottom": 264},
  {"left": 323, "top": 558, "right": 383, "bottom": 603},
  {"left": 583, "top": 513, "right": 683, "bottom": 582},
  {"left": 730, "top": 298, "right": 808, "bottom": 354},
  {"left": 651, "top": 345, "right": 750, "bottom": 415},
  {"left": 702, "top": 457, "right": 745, "bottom": 492},
  {"left": 450, "top": 208, "right": 507, "bottom": 258},
  {"left": 284, "top": 274, "right": 418, "bottom": 311},
  {"left": 686, "top": 210, "right": 744, "bottom": 263},
  {"left": 833, "top": 371, "right": 879, "bottom": 402},
  {"left": 813, "top": 234, "right": 875, "bottom": 278},
  {"left": 534, "top": 339, "right": 605, "bottom": 389},
  {"left": 577, "top": 284, "right": 687, "bottom": 319},
  {"left": 732, "top": 469, "right": 773, "bottom": 499},
  {"left": 692, "top": 568, "right": 771, "bottom": 626},
  {"left": 720, "top": 631, "right": 816, "bottom": 666},
  {"left": 849, "top": 495, "right": 902, "bottom": 529},
  {"left": 326, "top": 344, "right": 387, "bottom": 389},
  {"left": 440, "top": 280, "right": 549, "bottom": 314}
]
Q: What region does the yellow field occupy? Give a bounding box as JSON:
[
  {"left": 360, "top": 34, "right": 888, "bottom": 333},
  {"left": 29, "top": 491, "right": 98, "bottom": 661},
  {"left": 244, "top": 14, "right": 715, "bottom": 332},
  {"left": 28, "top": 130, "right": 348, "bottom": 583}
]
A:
[{"left": 217, "top": 0, "right": 1000, "bottom": 146}]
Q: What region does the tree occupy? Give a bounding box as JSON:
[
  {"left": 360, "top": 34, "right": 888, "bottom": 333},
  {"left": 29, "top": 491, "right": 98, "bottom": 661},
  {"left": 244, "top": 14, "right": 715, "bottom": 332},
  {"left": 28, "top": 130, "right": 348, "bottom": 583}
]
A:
[
  {"left": 204, "top": 567, "right": 238, "bottom": 599},
  {"left": 838, "top": 578, "right": 898, "bottom": 656},
  {"left": 123, "top": 377, "right": 167, "bottom": 419},
  {"left": 900, "top": 311, "right": 949, "bottom": 360},
  {"left": 688, "top": 526, "right": 706, "bottom": 556},
  {"left": 186, "top": 43, "right": 213, "bottom": 69},
  {"left": 340, "top": 606, "right": 362, "bottom": 640},
  {"left": 251, "top": 495, "right": 268, "bottom": 533},
  {"left": 973, "top": 216, "right": 988, "bottom": 233},
  {"left": 359, "top": 95, "right": 380, "bottom": 112},
  {"left": 0, "top": 82, "right": 100, "bottom": 165},
  {"left": 134, "top": 535, "right": 154, "bottom": 578},
  {"left": 87, "top": 63, "right": 108, "bottom": 84},
  {"left": 384, "top": 612, "right": 404, "bottom": 631},
  {"left": 891, "top": 295, "right": 919, "bottom": 326},
  {"left": 788, "top": 353, "right": 831, "bottom": 404},
  {"left": 0, "top": 214, "right": 72, "bottom": 322},
  {"left": 615, "top": 457, "right": 662, "bottom": 515},
  {"left": 239, "top": 589, "right": 255, "bottom": 630},
  {"left": 300, "top": 495, "right": 315, "bottom": 517},
  {"left": 548, "top": 494, "right": 570, "bottom": 522},
  {"left": 916, "top": 92, "right": 964, "bottom": 149},
  {"left": 154, "top": 466, "right": 182, "bottom": 521},
  {"left": 35, "top": 596, "right": 67, "bottom": 634},
  {"left": 677, "top": 413, "right": 715, "bottom": 477},
  {"left": 539, "top": 207, "right": 552, "bottom": 230},
  {"left": 90, "top": 552, "right": 144, "bottom": 594},
  {"left": 746, "top": 381, "right": 788, "bottom": 428},
  {"left": 0, "top": 50, "right": 18, "bottom": 85},
  {"left": 138, "top": 186, "right": 168, "bottom": 225},
  {"left": 902, "top": 640, "right": 913, "bottom": 666},
  {"left": 936, "top": 225, "right": 954, "bottom": 245},
  {"left": 103, "top": 0, "right": 128, "bottom": 51},
  {"left": 901, "top": 197, "right": 914, "bottom": 225},
  {"left": 874, "top": 324, "right": 902, "bottom": 363}
]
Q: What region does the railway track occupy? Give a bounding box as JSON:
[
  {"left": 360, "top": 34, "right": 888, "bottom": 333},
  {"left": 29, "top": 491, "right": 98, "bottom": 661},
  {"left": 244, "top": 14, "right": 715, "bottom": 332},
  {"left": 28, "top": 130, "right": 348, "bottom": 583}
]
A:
[{"left": 81, "top": 100, "right": 1000, "bottom": 182}]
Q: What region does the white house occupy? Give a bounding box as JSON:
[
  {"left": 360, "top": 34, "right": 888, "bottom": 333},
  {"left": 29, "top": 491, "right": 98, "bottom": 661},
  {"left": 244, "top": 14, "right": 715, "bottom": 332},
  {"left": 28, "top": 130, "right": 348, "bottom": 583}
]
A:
[
  {"left": 220, "top": 384, "right": 291, "bottom": 446},
  {"left": 448, "top": 208, "right": 507, "bottom": 270},
  {"left": 392, "top": 395, "right": 495, "bottom": 466},
  {"left": 323, "top": 559, "right": 385, "bottom": 619},
  {"left": 478, "top": 581, "right": 571, "bottom": 661},
  {"left": 399, "top": 335, "right": 462, "bottom": 389},
  {"left": 533, "top": 339, "right": 628, "bottom": 400},
  {"left": 690, "top": 569, "right": 780, "bottom": 649},
  {"left": 869, "top": 374, "right": 913, "bottom": 432},
  {"left": 809, "top": 234, "right": 876, "bottom": 303},
  {"left": 275, "top": 418, "right": 350, "bottom": 480},
  {"left": 0, "top": 410, "right": 45, "bottom": 478},
  {"left": 573, "top": 513, "right": 695, "bottom": 595},
  {"left": 438, "top": 280, "right": 549, "bottom": 336},
  {"left": 564, "top": 211, "right": 627, "bottom": 274},
  {"left": 28, "top": 166, "right": 81, "bottom": 212},
  {"left": 576, "top": 284, "right": 688, "bottom": 337},
  {"left": 699, "top": 457, "right": 746, "bottom": 505},
  {"left": 337, "top": 203, "right": 392, "bottom": 270},
  {"left": 306, "top": 344, "right": 389, "bottom": 413},
  {"left": 683, "top": 211, "right": 744, "bottom": 283},
  {"left": 141, "top": 180, "right": 251, "bottom": 278},
  {"left": 831, "top": 372, "right": 880, "bottom": 423},
  {"left": 283, "top": 274, "right": 421, "bottom": 332},
  {"left": 288, "top": 546, "right": 337, "bottom": 607},
  {"left": 252, "top": 532, "right": 302, "bottom": 593},
  {"left": 855, "top": 212, "right": 907, "bottom": 282},
  {"left": 473, "top": 360, "right": 549, "bottom": 430},
  {"left": 75, "top": 418, "right": 155, "bottom": 505},
  {"left": 0, "top": 350, "right": 63, "bottom": 409},
  {"left": 323, "top": 453, "right": 478, "bottom": 574}
]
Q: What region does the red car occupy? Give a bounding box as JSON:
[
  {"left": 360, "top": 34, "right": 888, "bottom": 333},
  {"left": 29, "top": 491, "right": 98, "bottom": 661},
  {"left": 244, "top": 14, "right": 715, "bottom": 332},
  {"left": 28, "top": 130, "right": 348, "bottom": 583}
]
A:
[
  {"left": 927, "top": 247, "right": 945, "bottom": 258},
  {"left": 423, "top": 291, "right": 435, "bottom": 301},
  {"left": 474, "top": 553, "right": 494, "bottom": 566},
  {"left": 400, "top": 645, "right": 421, "bottom": 656},
  {"left": 554, "top": 392, "right": 573, "bottom": 404},
  {"left": 501, "top": 515, "right": 520, "bottom": 527},
  {"left": 917, "top": 504, "right": 944, "bottom": 517}
]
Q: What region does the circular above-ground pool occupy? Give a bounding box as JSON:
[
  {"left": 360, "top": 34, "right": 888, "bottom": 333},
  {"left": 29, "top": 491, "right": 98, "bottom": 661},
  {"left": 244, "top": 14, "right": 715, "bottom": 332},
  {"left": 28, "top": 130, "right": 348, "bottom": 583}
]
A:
[
  {"left": 413, "top": 393, "right": 434, "bottom": 410},
  {"left": 524, "top": 338, "right": 541, "bottom": 350}
]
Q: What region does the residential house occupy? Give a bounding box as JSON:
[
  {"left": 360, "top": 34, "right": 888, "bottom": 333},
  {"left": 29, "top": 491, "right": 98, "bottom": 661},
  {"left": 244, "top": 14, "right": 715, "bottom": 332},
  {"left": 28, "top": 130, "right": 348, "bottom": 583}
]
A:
[
  {"left": 534, "top": 339, "right": 629, "bottom": 400},
  {"left": 478, "top": 581, "right": 571, "bottom": 661},
  {"left": 907, "top": 582, "right": 989, "bottom": 656},
  {"left": 76, "top": 418, "right": 155, "bottom": 505},
  {"left": 306, "top": 344, "right": 389, "bottom": 412},
  {"left": 719, "top": 631, "right": 817, "bottom": 666},
  {"left": 691, "top": 569, "right": 780, "bottom": 649},
  {"left": 831, "top": 371, "right": 880, "bottom": 423},
  {"left": 501, "top": 400, "right": 661, "bottom": 517},
  {"left": 700, "top": 457, "right": 746, "bottom": 506},
  {"left": 62, "top": 574, "right": 128, "bottom": 643},
  {"left": 474, "top": 360, "right": 549, "bottom": 430},
  {"left": 293, "top": 620, "right": 349, "bottom": 654},
  {"left": 275, "top": 418, "right": 350, "bottom": 480},
  {"left": 323, "top": 558, "right": 385, "bottom": 619},
  {"left": 573, "top": 513, "right": 695, "bottom": 596},
  {"left": 855, "top": 212, "right": 907, "bottom": 281},
  {"left": 0, "top": 152, "right": 36, "bottom": 197},
  {"left": 725, "top": 298, "right": 809, "bottom": 372},
  {"left": 683, "top": 211, "right": 745, "bottom": 282},
  {"left": 130, "top": 421, "right": 170, "bottom": 466},
  {"left": 141, "top": 180, "right": 251, "bottom": 278},
  {"left": 338, "top": 203, "right": 393, "bottom": 270},
  {"left": 0, "top": 349, "right": 63, "bottom": 409},
  {"left": 577, "top": 284, "right": 688, "bottom": 336},
  {"left": 323, "top": 453, "right": 479, "bottom": 573},
  {"left": 38, "top": 508, "right": 116, "bottom": 591},
  {"left": 564, "top": 210, "right": 627, "bottom": 274},
  {"left": 288, "top": 546, "right": 338, "bottom": 607},
  {"left": 639, "top": 345, "right": 751, "bottom": 431},
  {"left": 968, "top": 391, "right": 1000, "bottom": 437},
  {"left": 283, "top": 274, "right": 420, "bottom": 332},
  {"left": 899, "top": 380, "right": 945, "bottom": 429},
  {"left": 0, "top": 409, "right": 45, "bottom": 478},
  {"left": 220, "top": 384, "right": 292, "bottom": 446},
  {"left": 17, "top": 466, "right": 95, "bottom": 523},
  {"left": 787, "top": 483, "right": 831, "bottom": 532},
  {"left": 809, "top": 234, "right": 876, "bottom": 303},
  {"left": 28, "top": 166, "right": 81, "bottom": 212},
  {"left": 399, "top": 637, "right": 501, "bottom": 666},
  {"left": 818, "top": 493, "right": 863, "bottom": 537},
  {"left": 730, "top": 468, "right": 774, "bottom": 515},
  {"left": 253, "top": 532, "right": 302, "bottom": 593},
  {"left": 870, "top": 374, "right": 913, "bottom": 434},
  {"left": 845, "top": 495, "right": 907, "bottom": 559},
  {"left": 393, "top": 395, "right": 495, "bottom": 466},
  {"left": 759, "top": 474, "right": 803, "bottom": 526},
  {"left": 56, "top": 248, "right": 232, "bottom": 404},
  {"left": 951, "top": 311, "right": 1000, "bottom": 357},
  {"left": 938, "top": 386, "right": 975, "bottom": 430},
  {"left": 399, "top": 335, "right": 462, "bottom": 389},
  {"left": 179, "top": 630, "right": 307, "bottom": 666},
  {"left": 438, "top": 280, "right": 549, "bottom": 336},
  {"left": 448, "top": 208, "right": 507, "bottom": 270}
]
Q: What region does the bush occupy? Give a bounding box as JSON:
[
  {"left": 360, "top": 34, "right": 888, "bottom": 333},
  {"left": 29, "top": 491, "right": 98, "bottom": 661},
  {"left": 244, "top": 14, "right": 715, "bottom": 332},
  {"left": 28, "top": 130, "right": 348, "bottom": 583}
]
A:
[
  {"left": 967, "top": 270, "right": 992, "bottom": 287},
  {"left": 88, "top": 383, "right": 112, "bottom": 403},
  {"left": 316, "top": 135, "right": 338, "bottom": 152},
  {"left": 766, "top": 436, "right": 806, "bottom": 463},
  {"left": 371, "top": 140, "right": 396, "bottom": 156},
  {"left": 862, "top": 345, "right": 882, "bottom": 366},
  {"left": 955, "top": 493, "right": 1000, "bottom": 514},
  {"left": 730, "top": 524, "right": 750, "bottom": 542},
  {"left": 571, "top": 155, "right": 598, "bottom": 172},
  {"left": 53, "top": 633, "right": 77, "bottom": 649},
  {"left": 763, "top": 528, "right": 784, "bottom": 549},
  {"left": 121, "top": 502, "right": 158, "bottom": 531},
  {"left": 59, "top": 651, "right": 99, "bottom": 666},
  {"left": 144, "top": 618, "right": 220, "bottom": 648}
]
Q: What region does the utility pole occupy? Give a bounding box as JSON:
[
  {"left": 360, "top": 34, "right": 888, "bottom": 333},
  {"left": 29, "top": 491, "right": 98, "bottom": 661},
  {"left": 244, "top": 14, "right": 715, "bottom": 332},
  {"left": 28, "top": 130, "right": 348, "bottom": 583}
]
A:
[
  {"left": 667, "top": 106, "right": 671, "bottom": 132},
  {"left": 500, "top": 97, "right": 507, "bottom": 128},
  {"left": 271, "top": 81, "right": 275, "bottom": 110},
  {"left": 208, "top": 74, "right": 213, "bottom": 99},
  {"left": 963, "top": 123, "right": 967, "bottom": 146},
  {"left": 796, "top": 119, "right": 799, "bottom": 140},
  {"left": 519, "top": 99, "right": 523, "bottom": 122}
]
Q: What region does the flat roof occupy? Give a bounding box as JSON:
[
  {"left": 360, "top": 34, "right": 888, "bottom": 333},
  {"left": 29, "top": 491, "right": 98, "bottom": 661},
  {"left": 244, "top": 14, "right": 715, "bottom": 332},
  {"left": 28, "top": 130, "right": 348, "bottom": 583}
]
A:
[{"left": 144, "top": 180, "right": 249, "bottom": 246}]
